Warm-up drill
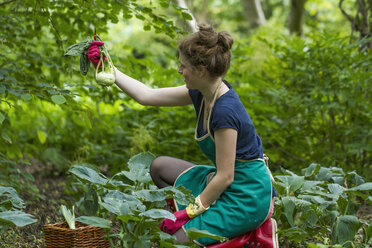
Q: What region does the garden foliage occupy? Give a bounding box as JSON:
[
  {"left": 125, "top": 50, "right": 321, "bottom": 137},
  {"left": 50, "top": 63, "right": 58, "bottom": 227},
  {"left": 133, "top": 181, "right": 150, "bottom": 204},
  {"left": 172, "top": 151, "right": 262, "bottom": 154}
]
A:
[
  {"left": 274, "top": 163, "right": 372, "bottom": 247},
  {"left": 67, "top": 152, "right": 225, "bottom": 247}
]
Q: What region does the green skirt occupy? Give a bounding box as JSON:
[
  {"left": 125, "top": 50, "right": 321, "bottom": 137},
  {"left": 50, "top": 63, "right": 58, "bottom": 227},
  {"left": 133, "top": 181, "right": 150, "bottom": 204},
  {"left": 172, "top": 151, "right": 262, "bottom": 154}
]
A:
[{"left": 174, "top": 160, "right": 272, "bottom": 246}]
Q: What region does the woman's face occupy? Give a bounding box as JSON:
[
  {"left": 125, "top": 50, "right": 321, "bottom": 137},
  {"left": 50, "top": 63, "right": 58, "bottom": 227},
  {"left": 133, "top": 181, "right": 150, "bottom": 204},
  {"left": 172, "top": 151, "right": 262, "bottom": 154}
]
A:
[{"left": 178, "top": 53, "right": 201, "bottom": 89}]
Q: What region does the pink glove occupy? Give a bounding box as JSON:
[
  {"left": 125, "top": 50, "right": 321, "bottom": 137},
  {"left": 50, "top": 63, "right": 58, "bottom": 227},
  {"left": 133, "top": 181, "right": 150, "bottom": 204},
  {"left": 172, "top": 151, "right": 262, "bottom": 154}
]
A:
[
  {"left": 160, "top": 209, "right": 190, "bottom": 234},
  {"left": 87, "top": 37, "right": 106, "bottom": 68}
]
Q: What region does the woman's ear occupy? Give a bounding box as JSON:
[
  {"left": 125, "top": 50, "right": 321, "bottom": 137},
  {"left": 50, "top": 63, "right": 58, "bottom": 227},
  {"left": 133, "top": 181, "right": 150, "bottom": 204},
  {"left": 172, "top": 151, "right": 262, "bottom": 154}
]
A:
[{"left": 198, "top": 65, "right": 207, "bottom": 77}]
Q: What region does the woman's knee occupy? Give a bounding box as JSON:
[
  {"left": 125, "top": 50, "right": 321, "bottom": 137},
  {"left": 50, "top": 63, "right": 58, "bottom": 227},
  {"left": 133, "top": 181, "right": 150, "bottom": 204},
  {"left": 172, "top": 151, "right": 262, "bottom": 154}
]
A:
[{"left": 150, "top": 156, "right": 168, "bottom": 177}]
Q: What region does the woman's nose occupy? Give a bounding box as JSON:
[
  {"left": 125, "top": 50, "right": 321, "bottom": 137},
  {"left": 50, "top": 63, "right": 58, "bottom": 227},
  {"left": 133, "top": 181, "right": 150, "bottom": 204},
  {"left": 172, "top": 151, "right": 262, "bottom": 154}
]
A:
[{"left": 177, "top": 67, "right": 182, "bottom": 74}]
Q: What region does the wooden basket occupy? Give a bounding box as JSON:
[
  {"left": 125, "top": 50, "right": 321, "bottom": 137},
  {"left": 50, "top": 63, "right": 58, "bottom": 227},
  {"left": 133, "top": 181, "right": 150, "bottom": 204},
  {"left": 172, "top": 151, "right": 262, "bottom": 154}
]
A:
[{"left": 43, "top": 221, "right": 110, "bottom": 248}]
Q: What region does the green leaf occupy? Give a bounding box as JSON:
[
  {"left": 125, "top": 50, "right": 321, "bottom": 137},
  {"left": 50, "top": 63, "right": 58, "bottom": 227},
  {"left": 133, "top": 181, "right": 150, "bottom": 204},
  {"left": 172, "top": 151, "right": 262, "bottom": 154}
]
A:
[
  {"left": 186, "top": 228, "right": 228, "bottom": 242},
  {"left": 76, "top": 216, "right": 111, "bottom": 229},
  {"left": 80, "top": 53, "right": 90, "bottom": 76},
  {"left": 51, "top": 95, "right": 66, "bottom": 104},
  {"left": 328, "top": 184, "right": 346, "bottom": 197},
  {"left": 64, "top": 42, "right": 87, "bottom": 56},
  {"left": 1, "top": 131, "right": 12, "bottom": 144},
  {"left": 69, "top": 165, "right": 108, "bottom": 185},
  {"left": 0, "top": 211, "right": 36, "bottom": 227},
  {"left": 60, "top": 205, "right": 75, "bottom": 229},
  {"left": 134, "top": 189, "right": 166, "bottom": 202},
  {"left": 346, "top": 182, "right": 372, "bottom": 191},
  {"left": 331, "top": 215, "right": 359, "bottom": 245},
  {"left": 37, "top": 130, "right": 47, "bottom": 144},
  {"left": 181, "top": 12, "right": 193, "bottom": 21},
  {"left": 301, "top": 163, "right": 319, "bottom": 177},
  {"left": 282, "top": 196, "right": 296, "bottom": 226},
  {"left": 139, "top": 209, "right": 175, "bottom": 221},
  {"left": 0, "top": 112, "right": 4, "bottom": 124},
  {"left": 21, "top": 93, "right": 32, "bottom": 101},
  {"left": 0, "top": 186, "right": 24, "bottom": 209}
]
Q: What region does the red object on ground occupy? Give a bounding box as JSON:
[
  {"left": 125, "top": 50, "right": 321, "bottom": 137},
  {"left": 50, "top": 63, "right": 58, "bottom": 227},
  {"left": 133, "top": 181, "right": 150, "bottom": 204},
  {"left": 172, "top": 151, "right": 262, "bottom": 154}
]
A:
[{"left": 206, "top": 218, "right": 279, "bottom": 248}]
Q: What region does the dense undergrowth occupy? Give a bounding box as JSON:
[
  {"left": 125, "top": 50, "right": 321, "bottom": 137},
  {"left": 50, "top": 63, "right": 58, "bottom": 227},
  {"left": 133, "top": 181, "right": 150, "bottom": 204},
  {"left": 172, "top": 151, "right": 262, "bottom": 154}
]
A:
[{"left": 1, "top": 0, "right": 371, "bottom": 247}]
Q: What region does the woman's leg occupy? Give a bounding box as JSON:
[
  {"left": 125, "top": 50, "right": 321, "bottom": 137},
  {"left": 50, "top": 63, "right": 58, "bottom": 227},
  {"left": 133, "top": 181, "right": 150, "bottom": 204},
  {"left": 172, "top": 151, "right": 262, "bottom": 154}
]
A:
[
  {"left": 150, "top": 156, "right": 195, "bottom": 188},
  {"left": 174, "top": 228, "right": 190, "bottom": 244}
]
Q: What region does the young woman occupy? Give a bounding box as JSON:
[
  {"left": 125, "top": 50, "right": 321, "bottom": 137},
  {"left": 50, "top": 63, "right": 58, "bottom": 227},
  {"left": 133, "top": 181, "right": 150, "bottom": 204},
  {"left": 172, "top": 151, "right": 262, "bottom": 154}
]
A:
[{"left": 88, "top": 24, "right": 277, "bottom": 247}]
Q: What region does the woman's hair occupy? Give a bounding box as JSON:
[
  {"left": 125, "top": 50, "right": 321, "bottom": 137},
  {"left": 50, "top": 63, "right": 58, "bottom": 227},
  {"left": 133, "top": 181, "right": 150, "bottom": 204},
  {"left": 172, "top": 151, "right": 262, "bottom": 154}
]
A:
[{"left": 178, "top": 24, "right": 234, "bottom": 78}]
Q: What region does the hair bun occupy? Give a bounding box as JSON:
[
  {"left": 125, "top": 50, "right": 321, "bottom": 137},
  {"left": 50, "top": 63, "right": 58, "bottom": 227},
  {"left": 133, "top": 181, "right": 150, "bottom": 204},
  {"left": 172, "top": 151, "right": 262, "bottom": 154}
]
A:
[{"left": 217, "top": 31, "right": 233, "bottom": 52}]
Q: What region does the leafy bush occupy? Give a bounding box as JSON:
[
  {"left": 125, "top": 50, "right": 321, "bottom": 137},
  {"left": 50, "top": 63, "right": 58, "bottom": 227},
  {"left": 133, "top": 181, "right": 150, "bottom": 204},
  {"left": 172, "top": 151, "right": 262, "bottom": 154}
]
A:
[
  {"left": 274, "top": 163, "right": 372, "bottom": 247},
  {"left": 66, "top": 152, "right": 225, "bottom": 247},
  {"left": 0, "top": 185, "right": 37, "bottom": 233},
  {"left": 232, "top": 31, "right": 372, "bottom": 179}
]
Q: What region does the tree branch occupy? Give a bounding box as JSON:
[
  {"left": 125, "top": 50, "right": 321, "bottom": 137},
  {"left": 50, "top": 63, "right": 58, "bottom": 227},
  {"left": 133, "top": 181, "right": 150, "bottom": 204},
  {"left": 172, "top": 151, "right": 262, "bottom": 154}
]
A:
[
  {"left": 176, "top": 0, "right": 198, "bottom": 33},
  {"left": 0, "top": 0, "right": 16, "bottom": 7},
  {"left": 339, "top": 0, "right": 354, "bottom": 23}
]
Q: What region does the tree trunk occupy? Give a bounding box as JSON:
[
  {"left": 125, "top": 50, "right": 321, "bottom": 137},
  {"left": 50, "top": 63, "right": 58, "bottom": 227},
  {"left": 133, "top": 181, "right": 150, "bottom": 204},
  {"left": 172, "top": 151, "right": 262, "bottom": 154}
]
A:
[
  {"left": 288, "top": 0, "right": 307, "bottom": 36},
  {"left": 176, "top": 0, "right": 198, "bottom": 33},
  {"left": 241, "top": 0, "right": 266, "bottom": 29},
  {"left": 339, "top": 0, "right": 372, "bottom": 51}
]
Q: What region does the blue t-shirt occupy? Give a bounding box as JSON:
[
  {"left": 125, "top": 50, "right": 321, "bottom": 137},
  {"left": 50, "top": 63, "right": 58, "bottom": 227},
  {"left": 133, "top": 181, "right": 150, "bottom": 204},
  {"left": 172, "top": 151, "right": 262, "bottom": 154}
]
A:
[{"left": 189, "top": 81, "right": 263, "bottom": 160}]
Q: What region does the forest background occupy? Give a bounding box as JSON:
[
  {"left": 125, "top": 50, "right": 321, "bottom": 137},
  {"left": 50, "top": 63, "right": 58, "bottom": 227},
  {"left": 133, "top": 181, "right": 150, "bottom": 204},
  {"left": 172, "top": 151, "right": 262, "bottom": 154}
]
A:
[{"left": 0, "top": 0, "right": 371, "bottom": 247}]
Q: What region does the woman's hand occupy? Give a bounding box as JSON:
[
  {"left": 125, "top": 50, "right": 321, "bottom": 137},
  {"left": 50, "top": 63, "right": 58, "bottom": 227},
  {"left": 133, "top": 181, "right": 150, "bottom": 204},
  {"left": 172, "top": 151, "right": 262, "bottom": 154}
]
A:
[
  {"left": 160, "top": 195, "right": 209, "bottom": 234},
  {"left": 160, "top": 209, "right": 190, "bottom": 234}
]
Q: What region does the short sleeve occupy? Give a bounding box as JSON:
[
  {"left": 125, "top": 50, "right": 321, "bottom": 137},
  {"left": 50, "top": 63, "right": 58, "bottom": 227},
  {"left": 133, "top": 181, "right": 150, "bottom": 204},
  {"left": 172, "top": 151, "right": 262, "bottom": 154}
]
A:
[{"left": 210, "top": 105, "right": 240, "bottom": 133}]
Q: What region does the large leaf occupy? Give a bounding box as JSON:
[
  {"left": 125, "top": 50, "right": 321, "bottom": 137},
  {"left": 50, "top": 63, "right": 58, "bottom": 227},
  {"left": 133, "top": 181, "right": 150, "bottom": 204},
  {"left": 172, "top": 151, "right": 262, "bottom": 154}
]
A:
[
  {"left": 186, "top": 228, "right": 228, "bottom": 242},
  {"left": 139, "top": 209, "right": 175, "bottom": 221},
  {"left": 346, "top": 182, "right": 372, "bottom": 191},
  {"left": 282, "top": 196, "right": 296, "bottom": 226},
  {"left": 127, "top": 152, "right": 156, "bottom": 171},
  {"left": 0, "top": 186, "right": 24, "bottom": 209},
  {"left": 76, "top": 216, "right": 111, "bottom": 229},
  {"left": 276, "top": 175, "right": 305, "bottom": 195},
  {"left": 331, "top": 215, "right": 359, "bottom": 245},
  {"left": 69, "top": 165, "right": 108, "bottom": 185},
  {"left": 0, "top": 210, "right": 37, "bottom": 227},
  {"left": 133, "top": 189, "right": 167, "bottom": 202}
]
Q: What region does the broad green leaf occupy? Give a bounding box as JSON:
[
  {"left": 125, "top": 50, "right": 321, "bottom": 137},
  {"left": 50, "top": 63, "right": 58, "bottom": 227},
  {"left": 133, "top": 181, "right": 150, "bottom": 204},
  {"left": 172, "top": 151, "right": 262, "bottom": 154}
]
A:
[
  {"left": 134, "top": 189, "right": 166, "bottom": 202},
  {"left": 69, "top": 165, "right": 108, "bottom": 185},
  {"left": 331, "top": 215, "right": 359, "bottom": 245},
  {"left": 83, "top": 185, "right": 98, "bottom": 216},
  {"left": 0, "top": 186, "right": 24, "bottom": 209},
  {"left": 21, "top": 93, "right": 32, "bottom": 101},
  {"left": 301, "top": 163, "right": 319, "bottom": 177},
  {"left": 51, "top": 95, "right": 66, "bottom": 104},
  {"left": 282, "top": 196, "right": 295, "bottom": 226},
  {"left": 186, "top": 228, "right": 228, "bottom": 242},
  {"left": 139, "top": 209, "right": 175, "bottom": 221},
  {"left": 76, "top": 216, "right": 111, "bottom": 229},
  {"left": 64, "top": 42, "right": 87, "bottom": 56},
  {"left": 328, "top": 184, "right": 346, "bottom": 197},
  {"left": 346, "top": 182, "right": 372, "bottom": 191},
  {"left": 280, "top": 227, "right": 308, "bottom": 242},
  {"left": 127, "top": 152, "right": 156, "bottom": 171},
  {"left": 37, "top": 130, "right": 47, "bottom": 144},
  {"left": 276, "top": 175, "right": 305, "bottom": 194},
  {"left": 0, "top": 211, "right": 36, "bottom": 227}
]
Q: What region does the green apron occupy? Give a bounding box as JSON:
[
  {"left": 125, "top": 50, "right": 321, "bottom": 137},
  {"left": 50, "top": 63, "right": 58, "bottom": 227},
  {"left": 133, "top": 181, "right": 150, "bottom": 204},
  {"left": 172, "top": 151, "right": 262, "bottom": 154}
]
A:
[{"left": 174, "top": 86, "right": 273, "bottom": 246}]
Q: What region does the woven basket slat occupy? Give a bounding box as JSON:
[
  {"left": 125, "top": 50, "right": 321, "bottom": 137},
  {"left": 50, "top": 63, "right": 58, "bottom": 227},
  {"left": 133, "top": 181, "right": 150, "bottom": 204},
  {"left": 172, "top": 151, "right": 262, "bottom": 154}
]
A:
[{"left": 43, "top": 221, "right": 110, "bottom": 248}]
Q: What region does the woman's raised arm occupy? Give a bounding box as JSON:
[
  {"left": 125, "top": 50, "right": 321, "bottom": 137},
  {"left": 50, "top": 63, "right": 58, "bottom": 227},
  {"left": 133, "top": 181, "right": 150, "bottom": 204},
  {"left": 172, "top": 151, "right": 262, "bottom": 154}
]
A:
[{"left": 114, "top": 68, "right": 192, "bottom": 107}]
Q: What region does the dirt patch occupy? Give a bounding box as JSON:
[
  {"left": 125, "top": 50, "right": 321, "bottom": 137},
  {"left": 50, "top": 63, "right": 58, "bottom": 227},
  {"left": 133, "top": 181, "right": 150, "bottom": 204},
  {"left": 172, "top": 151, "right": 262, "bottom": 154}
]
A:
[{"left": 0, "top": 171, "right": 72, "bottom": 248}]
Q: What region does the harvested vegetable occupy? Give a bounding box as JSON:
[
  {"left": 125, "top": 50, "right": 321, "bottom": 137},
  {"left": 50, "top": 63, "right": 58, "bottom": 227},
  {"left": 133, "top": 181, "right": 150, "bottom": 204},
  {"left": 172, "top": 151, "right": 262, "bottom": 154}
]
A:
[
  {"left": 95, "top": 50, "right": 116, "bottom": 86},
  {"left": 64, "top": 36, "right": 92, "bottom": 76},
  {"left": 64, "top": 34, "right": 116, "bottom": 87}
]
